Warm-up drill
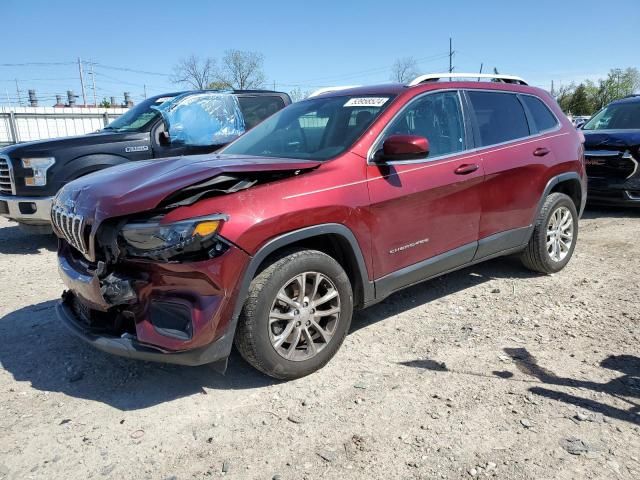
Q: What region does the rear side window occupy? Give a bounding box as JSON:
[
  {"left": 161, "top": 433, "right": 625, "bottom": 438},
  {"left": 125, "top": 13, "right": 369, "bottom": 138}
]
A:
[
  {"left": 467, "top": 91, "right": 530, "bottom": 147},
  {"left": 237, "top": 96, "right": 286, "bottom": 130},
  {"left": 521, "top": 95, "right": 558, "bottom": 132}
]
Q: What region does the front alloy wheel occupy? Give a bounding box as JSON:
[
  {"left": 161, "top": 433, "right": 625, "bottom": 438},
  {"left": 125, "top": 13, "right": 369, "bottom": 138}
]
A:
[
  {"left": 235, "top": 249, "right": 353, "bottom": 380},
  {"left": 269, "top": 272, "right": 341, "bottom": 361}
]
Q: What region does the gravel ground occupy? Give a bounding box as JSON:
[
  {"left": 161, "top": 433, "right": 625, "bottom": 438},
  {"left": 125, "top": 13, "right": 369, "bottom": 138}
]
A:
[{"left": 0, "top": 209, "right": 639, "bottom": 480}]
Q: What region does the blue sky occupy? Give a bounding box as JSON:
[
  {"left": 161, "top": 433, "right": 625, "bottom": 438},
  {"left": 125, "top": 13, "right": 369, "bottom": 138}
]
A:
[{"left": 1, "top": 0, "right": 638, "bottom": 105}]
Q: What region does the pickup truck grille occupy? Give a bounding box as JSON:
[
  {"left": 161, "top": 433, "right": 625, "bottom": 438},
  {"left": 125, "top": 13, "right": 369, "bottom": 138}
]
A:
[
  {"left": 51, "top": 205, "right": 90, "bottom": 256},
  {"left": 585, "top": 150, "right": 638, "bottom": 180},
  {"left": 0, "top": 156, "right": 14, "bottom": 195}
]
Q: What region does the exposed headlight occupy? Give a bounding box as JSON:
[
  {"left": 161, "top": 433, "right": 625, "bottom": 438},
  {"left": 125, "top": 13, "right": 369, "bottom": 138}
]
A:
[
  {"left": 120, "top": 214, "right": 228, "bottom": 261},
  {"left": 22, "top": 157, "right": 55, "bottom": 186}
]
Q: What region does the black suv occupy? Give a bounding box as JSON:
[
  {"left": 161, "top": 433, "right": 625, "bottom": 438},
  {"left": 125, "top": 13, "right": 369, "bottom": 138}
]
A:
[
  {"left": 582, "top": 95, "right": 640, "bottom": 206},
  {"left": 0, "top": 89, "right": 290, "bottom": 231}
]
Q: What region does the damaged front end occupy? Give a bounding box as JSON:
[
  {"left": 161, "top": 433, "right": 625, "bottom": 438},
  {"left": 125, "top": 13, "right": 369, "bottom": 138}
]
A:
[
  {"left": 54, "top": 160, "right": 318, "bottom": 366},
  {"left": 584, "top": 131, "right": 640, "bottom": 205}
]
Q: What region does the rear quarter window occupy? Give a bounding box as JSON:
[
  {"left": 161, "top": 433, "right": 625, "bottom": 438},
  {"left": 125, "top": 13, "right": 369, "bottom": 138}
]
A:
[
  {"left": 521, "top": 95, "right": 558, "bottom": 132},
  {"left": 237, "top": 96, "right": 286, "bottom": 129},
  {"left": 467, "top": 91, "right": 530, "bottom": 147}
]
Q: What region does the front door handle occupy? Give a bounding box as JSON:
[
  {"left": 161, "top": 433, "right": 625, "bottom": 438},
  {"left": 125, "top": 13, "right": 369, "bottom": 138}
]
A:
[
  {"left": 454, "top": 163, "right": 480, "bottom": 175},
  {"left": 533, "top": 147, "right": 550, "bottom": 157}
]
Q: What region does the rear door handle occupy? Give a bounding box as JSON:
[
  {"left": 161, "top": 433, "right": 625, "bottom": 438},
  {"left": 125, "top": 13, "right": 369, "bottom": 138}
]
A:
[
  {"left": 454, "top": 163, "right": 479, "bottom": 175},
  {"left": 533, "top": 147, "right": 550, "bottom": 157}
]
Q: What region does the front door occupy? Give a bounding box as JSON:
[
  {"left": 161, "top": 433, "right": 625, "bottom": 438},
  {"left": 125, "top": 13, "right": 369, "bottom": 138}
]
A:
[{"left": 366, "top": 90, "right": 484, "bottom": 292}]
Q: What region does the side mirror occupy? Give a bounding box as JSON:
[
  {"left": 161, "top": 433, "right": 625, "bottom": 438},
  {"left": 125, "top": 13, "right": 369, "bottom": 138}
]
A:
[
  {"left": 375, "top": 134, "right": 429, "bottom": 162},
  {"left": 159, "top": 130, "right": 171, "bottom": 146}
]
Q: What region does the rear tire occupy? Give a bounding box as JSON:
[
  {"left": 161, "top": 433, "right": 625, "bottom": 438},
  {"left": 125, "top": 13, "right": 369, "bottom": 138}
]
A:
[
  {"left": 520, "top": 192, "right": 578, "bottom": 273},
  {"left": 234, "top": 249, "right": 353, "bottom": 380}
]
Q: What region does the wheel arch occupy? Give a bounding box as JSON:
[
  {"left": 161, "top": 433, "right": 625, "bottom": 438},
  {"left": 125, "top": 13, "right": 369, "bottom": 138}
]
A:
[
  {"left": 245, "top": 224, "right": 374, "bottom": 310},
  {"left": 537, "top": 172, "right": 585, "bottom": 219},
  {"left": 209, "top": 224, "right": 374, "bottom": 374}
]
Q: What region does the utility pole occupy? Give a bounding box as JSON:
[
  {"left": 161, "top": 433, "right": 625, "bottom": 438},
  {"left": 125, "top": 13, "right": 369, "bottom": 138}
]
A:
[
  {"left": 78, "top": 57, "right": 87, "bottom": 106},
  {"left": 551, "top": 80, "right": 555, "bottom": 96},
  {"left": 143, "top": 84, "right": 147, "bottom": 99},
  {"left": 15, "top": 79, "right": 22, "bottom": 106},
  {"left": 89, "top": 63, "right": 97, "bottom": 107},
  {"left": 273, "top": 80, "right": 276, "bottom": 90},
  {"left": 448, "top": 37, "right": 454, "bottom": 73},
  {"left": 478, "top": 63, "right": 483, "bottom": 81}
]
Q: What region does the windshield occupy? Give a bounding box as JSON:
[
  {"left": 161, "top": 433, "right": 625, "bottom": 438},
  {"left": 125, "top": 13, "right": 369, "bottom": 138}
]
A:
[
  {"left": 103, "top": 95, "right": 176, "bottom": 132},
  {"left": 221, "top": 95, "right": 394, "bottom": 160},
  {"left": 583, "top": 101, "right": 640, "bottom": 130}
]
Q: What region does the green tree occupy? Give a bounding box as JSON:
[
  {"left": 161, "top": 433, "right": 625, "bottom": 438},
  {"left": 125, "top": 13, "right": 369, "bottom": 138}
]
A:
[
  {"left": 555, "top": 84, "right": 576, "bottom": 113},
  {"left": 568, "top": 84, "right": 591, "bottom": 115},
  {"left": 99, "top": 98, "right": 111, "bottom": 108},
  {"left": 553, "top": 67, "right": 640, "bottom": 115}
]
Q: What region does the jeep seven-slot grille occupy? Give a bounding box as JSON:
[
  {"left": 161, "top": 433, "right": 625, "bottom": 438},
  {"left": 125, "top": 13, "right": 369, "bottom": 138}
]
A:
[
  {"left": 51, "top": 205, "right": 90, "bottom": 256},
  {"left": 0, "top": 157, "right": 13, "bottom": 195}
]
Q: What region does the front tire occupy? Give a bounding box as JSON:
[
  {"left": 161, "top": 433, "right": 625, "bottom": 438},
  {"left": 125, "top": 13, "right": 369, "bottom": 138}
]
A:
[
  {"left": 235, "top": 249, "right": 353, "bottom": 380},
  {"left": 520, "top": 192, "right": 578, "bottom": 273}
]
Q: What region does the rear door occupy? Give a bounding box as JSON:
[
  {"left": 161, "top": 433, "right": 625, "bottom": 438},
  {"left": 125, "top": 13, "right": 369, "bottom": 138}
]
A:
[
  {"left": 366, "top": 90, "right": 484, "bottom": 289},
  {"left": 465, "top": 90, "right": 558, "bottom": 257}
]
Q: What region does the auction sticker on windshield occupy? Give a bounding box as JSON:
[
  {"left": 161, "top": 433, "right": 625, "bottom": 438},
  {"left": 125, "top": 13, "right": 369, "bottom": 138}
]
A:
[{"left": 344, "top": 97, "right": 389, "bottom": 107}]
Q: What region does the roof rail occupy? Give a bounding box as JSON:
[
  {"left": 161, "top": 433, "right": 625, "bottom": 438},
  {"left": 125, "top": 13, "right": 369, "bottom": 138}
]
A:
[
  {"left": 308, "top": 85, "right": 361, "bottom": 97},
  {"left": 408, "top": 73, "right": 528, "bottom": 86}
]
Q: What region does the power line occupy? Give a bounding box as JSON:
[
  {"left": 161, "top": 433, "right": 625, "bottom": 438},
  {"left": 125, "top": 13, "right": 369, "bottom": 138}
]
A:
[
  {"left": 0, "top": 61, "right": 76, "bottom": 67},
  {"left": 89, "top": 62, "right": 170, "bottom": 77}
]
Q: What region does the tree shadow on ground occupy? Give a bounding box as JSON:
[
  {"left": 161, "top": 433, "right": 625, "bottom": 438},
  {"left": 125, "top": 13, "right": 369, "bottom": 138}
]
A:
[
  {"left": 0, "top": 224, "right": 57, "bottom": 254},
  {"left": 400, "top": 347, "right": 640, "bottom": 425},
  {"left": 505, "top": 347, "right": 640, "bottom": 425}
]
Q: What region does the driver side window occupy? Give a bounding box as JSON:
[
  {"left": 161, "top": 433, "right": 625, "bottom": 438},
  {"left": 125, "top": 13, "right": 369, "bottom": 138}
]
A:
[{"left": 384, "top": 91, "right": 465, "bottom": 158}]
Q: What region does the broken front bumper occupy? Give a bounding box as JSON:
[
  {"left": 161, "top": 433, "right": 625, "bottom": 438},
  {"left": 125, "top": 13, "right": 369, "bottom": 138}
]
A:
[
  {"left": 56, "top": 299, "right": 233, "bottom": 366},
  {"left": 587, "top": 177, "right": 640, "bottom": 207},
  {"left": 56, "top": 241, "right": 250, "bottom": 366}
]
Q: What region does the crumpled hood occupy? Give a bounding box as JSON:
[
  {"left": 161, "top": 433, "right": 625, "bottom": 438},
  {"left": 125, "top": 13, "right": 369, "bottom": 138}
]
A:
[
  {"left": 583, "top": 129, "right": 640, "bottom": 151},
  {"left": 55, "top": 153, "right": 321, "bottom": 223}
]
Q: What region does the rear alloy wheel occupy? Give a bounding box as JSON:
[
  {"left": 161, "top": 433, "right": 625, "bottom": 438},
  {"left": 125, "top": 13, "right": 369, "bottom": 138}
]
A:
[
  {"left": 235, "top": 249, "right": 353, "bottom": 379},
  {"left": 521, "top": 192, "right": 578, "bottom": 273},
  {"left": 546, "top": 205, "right": 574, "bottom": 262}
]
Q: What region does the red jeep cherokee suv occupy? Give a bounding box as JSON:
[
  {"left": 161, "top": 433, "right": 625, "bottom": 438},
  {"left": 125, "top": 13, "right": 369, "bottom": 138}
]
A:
[{"left": 53, "top": 73, "right": 586, "bottom": 379}]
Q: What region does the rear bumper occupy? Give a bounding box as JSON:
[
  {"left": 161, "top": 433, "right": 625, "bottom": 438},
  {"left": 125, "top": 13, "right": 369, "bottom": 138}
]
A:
[
  {"left": 0, "top": 193, "right": 53, "bottom": 224},
  {"left": 56, "top": 299, "right": 232, "bottom": 366}
]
